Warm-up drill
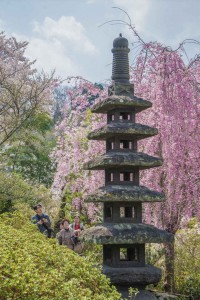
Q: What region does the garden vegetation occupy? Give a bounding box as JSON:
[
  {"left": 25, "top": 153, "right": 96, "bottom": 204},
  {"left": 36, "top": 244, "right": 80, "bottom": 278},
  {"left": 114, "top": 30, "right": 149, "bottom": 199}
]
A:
[{"left": 0, "top": 211, "right": 121, "bottom": 300}]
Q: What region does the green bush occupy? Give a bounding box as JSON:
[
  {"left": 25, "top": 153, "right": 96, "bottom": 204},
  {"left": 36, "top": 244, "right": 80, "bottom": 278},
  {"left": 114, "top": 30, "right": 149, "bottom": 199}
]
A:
[
  {"left": 175, "top": 228, "right": 200, "bottom": 300},
  {"left": 143, "top": 228, "right": 200, "bottom": 299},
  {"left": 178, "top": 275, "right": 200, "bottom": 300},
  {"left": 0, "top": 171, "right": 54, "bottom": 214},
  {"left": 0, "top": 212, "right": 121, "bottom": 300}
]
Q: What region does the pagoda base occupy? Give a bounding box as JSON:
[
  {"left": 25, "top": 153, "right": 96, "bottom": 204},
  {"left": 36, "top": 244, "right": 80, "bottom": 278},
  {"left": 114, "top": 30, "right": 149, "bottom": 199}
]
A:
[{"left": 103, "top": 264, "right": 161, "bottom": 287}]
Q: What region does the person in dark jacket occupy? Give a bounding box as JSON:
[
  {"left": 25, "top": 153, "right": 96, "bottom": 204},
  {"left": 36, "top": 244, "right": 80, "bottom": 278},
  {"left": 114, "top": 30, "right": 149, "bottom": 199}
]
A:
[{"left": 31, "top": 204, "right": 52, "bottom": 238}]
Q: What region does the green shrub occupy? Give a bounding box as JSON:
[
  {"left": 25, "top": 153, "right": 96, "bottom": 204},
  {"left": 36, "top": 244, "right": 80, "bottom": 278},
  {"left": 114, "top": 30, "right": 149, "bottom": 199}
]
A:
[
  {"left": 178, "top": 275, "right": 200, "bottom": 300},
  {"left": 187, "top": 217, "right": 198, "bottom": 229},
  {"left": 0, "top": 171, "right": 54, "bottom": 214},
  {"left": 175, "top": 229, "right": 200, "bottom": 300},
  {"left": 0, "top": 212, "right": 121, "bottom": 300}
]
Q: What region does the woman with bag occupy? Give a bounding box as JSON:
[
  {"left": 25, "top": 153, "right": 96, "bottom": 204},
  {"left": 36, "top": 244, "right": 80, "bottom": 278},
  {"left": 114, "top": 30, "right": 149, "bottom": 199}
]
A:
[
  {"left": 70, "top": 215, "right": 84, "bottom": 236},
  {"left": 70, "top": 215, "right": 84, "bottom": 254}
]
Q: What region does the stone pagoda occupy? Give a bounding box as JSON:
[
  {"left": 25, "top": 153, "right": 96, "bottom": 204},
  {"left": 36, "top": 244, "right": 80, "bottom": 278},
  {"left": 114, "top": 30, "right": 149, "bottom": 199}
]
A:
[{"left": 80, "top": 34, "right": 173, "bottom": 297}]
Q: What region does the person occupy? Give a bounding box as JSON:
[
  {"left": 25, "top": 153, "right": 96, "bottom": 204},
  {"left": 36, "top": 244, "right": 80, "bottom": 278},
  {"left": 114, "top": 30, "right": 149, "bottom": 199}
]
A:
[
  {"left": 31, "top": 204, "right": 52, "bottom": 238},
  {"left": 70, "top": 215, "right": 84, "bottom": 254},
  {"left": 70, "top": 215, "right": 84, "bottom": 237},
  {"left": 56, "top": 219, "right": 75, "bottom": 250}
]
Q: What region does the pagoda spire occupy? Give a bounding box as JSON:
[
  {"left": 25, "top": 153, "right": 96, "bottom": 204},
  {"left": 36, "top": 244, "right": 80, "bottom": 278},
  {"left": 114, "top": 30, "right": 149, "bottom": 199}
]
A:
[{"left": 111, "top": 34, "right": 130, "bottom": 83}]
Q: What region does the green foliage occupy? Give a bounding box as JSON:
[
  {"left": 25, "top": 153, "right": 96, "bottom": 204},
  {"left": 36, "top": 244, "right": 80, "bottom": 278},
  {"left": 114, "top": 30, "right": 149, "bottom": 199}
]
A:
[
  {"left": 0, "top": 211, "right": 121, "bottom": 300},
  {"left": 83, "top": 243, "right": 103, "bottom": 267},
  {"left": 1, "top": 112, "right": 56, "bottom": 187},
  {"left": 83, "top": 109, "right": 93, "bottom": 127},
  {"left": 128, "top": 287, "right": 139, "bottom": 299},
  {"left": 175, "top": 228, "right": 200, "bottom": 299},
  {"left": 145, "top": 244, "right": 165, "bottom": 291},
  {"left": 58, "top": 184, "right": 92, "bottom": 225},
  {"left": 0, "top": 171, "right": 53, "bottom": 214},
  {"left": 59, "top": 187, "right": 81, "bottom": 220},
  {"left": 177, "top": 275, "right": 200, "bottom": 300},
  {"left": 144, "top": 229, "right": 200, "bottom": 298},
  {"left": 187, "top": 217, "right": 198, "bottom": 229},
  {"left": 146, "top": 243, "right": 165, "bottom": 266},
  {"left": 26, "top": 112, "right": 54, "bottom": 133}
]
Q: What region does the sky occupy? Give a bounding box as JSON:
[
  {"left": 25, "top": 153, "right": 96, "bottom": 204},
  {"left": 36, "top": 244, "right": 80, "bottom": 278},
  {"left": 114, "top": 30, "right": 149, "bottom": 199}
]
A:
[{"left": 1, "top": 0, "right": 200, "bottom": 83}]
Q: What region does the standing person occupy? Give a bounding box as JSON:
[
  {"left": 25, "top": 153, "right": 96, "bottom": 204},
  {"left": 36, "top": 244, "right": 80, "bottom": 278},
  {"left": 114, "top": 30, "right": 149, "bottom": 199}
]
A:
[
  {"left": 70, "top": 215, "right": 84, "bottom": 254},
  {"left": 56, "top": 219, "right": 75, "bottom": 250},
  {"left": 31, "top": 204, "right": 52, "bottom": 238},
  {"left": 70, "top": 215, "right": 84, "bottom": 237}
]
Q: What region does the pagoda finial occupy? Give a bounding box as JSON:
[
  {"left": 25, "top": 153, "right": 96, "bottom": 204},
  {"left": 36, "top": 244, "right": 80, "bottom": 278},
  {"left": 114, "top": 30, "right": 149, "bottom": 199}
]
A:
[{"left": 111, "top": 34, "right": 130, "bottom": 83}]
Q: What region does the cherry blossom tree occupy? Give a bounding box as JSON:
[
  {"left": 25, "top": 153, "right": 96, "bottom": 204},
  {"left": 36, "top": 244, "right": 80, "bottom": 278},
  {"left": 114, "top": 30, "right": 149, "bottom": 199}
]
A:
[
  {"left": 0, "top": 32, "right": 55, "bottom": 146},
  {"left": 131, "top": 42, "right": 200, "bottom": 292},
  {"left": 51, "top": 77, "right": 106, "bottom": 220}
]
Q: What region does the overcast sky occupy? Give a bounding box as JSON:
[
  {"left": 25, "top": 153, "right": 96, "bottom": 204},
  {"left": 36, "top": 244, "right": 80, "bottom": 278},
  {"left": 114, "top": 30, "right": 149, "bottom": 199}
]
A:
[{"left": 1, "top": 0, "right": 200, "bottom": 82}]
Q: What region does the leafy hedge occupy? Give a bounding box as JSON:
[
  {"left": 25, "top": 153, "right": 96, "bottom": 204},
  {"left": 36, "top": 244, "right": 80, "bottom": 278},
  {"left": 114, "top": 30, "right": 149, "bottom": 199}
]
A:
[
  {"left": 175, "top": 228, "right": 200, "bottom": 299},
  {"left": 0, "top": 212, "right": 121, "bottom": 300}
]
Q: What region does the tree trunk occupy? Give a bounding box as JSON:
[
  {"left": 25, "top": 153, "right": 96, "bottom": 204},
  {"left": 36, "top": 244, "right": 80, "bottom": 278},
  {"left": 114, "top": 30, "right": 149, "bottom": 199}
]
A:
[{"left": 164, "top": 240, "right": 175, "bottom": 293}]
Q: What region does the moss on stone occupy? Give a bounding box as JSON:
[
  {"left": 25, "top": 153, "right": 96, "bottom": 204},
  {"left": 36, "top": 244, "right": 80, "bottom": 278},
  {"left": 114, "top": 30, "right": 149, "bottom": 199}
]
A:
[
  {"left": 92, "top": 95, "right": 152, "bottom": 113},
  {"left": 88, "top": 122, "right": 158, "bottom": 140},
  {"left": 84, "top": 151, "right": 163, "bottom": 170},
  {"left": 80, "top": 223, "right": 174, "bottom": 244},
  {"left": 85, "top": 185, "right": 165, "bottom": 203}
]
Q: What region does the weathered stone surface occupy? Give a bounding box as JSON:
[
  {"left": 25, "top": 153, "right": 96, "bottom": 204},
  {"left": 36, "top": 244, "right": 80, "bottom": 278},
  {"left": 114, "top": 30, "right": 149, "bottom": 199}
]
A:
[
  {"left": 84, "top": 35, "right": 167, "bottom": 292},
  {"left": 84, "top": 151, "right": 163, "bottom": 170},
  {"left": 91, "top": 95, "right": 152, "bottom": 113},
  {"left": 85, "top": 185, "right": 165, "bottom": 203},
  {"left": 103, "top": 264, "right": 161, "bottom": 285},
  {"left": 88, "top": 122, "right": 158, "bottom": 140},
  {"left": 79, "top": 223, "right": 174, "bottom": 244},
  {"left": 135, "top": 290, "right": 157, "bottom": 300},
  {"left": 112, "top": 35, "right": 130, "bottom": 83},
  {"left": 154, "top": 292, "right": 178, "bottom": 300}
]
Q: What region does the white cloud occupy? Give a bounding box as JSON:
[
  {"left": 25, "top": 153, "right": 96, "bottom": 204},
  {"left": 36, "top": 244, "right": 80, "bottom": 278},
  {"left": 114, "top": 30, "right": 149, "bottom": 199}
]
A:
[
  {"left": 25, "top": 37, "right": 79, "bottom": 78},
  {"left": 33, "top": 16, "right": 97, "bottom": 54},
  {"left": 13, "top": 16, "right": 98, "bottom": 79}
]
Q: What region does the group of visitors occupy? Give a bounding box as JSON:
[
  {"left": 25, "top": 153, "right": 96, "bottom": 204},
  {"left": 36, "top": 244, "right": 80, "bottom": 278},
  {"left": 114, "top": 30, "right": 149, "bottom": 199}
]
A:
[{"left": 31, "top": 204, "right": 84, "bottom": 254}]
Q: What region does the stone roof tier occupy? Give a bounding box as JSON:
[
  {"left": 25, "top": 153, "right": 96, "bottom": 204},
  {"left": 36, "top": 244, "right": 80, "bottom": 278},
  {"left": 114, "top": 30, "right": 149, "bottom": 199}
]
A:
[
  {"left": 88, "top": 123, "right": 158, "bottom": 140},
  {"left": 79, "top": 223, "right": 174, "bottom": 244},
  {"left": 92, "top": 95, "right": 152, "bottom": 113},
  {"left": 84, "top": 151, "right": 163, "bottom": 170},
  {"left": 85, "top": 185, "right": 165, "bottom": 203}
]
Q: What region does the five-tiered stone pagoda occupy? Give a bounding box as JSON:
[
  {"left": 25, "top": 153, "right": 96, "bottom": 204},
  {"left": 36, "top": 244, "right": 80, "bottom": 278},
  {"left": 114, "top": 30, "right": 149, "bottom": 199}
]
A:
[{"left": 80, "top": 34, "right": 173, "bottom": 297}]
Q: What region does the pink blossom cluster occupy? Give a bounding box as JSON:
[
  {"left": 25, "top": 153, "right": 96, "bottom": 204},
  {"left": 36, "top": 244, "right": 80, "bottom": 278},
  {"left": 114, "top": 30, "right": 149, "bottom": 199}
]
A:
[{"left": 51, "top": 77, "right": 106, "bottom": 220}]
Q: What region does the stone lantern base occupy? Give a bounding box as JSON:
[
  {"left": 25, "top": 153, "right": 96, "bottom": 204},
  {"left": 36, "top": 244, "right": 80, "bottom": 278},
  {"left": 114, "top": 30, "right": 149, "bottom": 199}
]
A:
[{"left": 103, "top": 264, "right": 162, "bottom": 287}]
